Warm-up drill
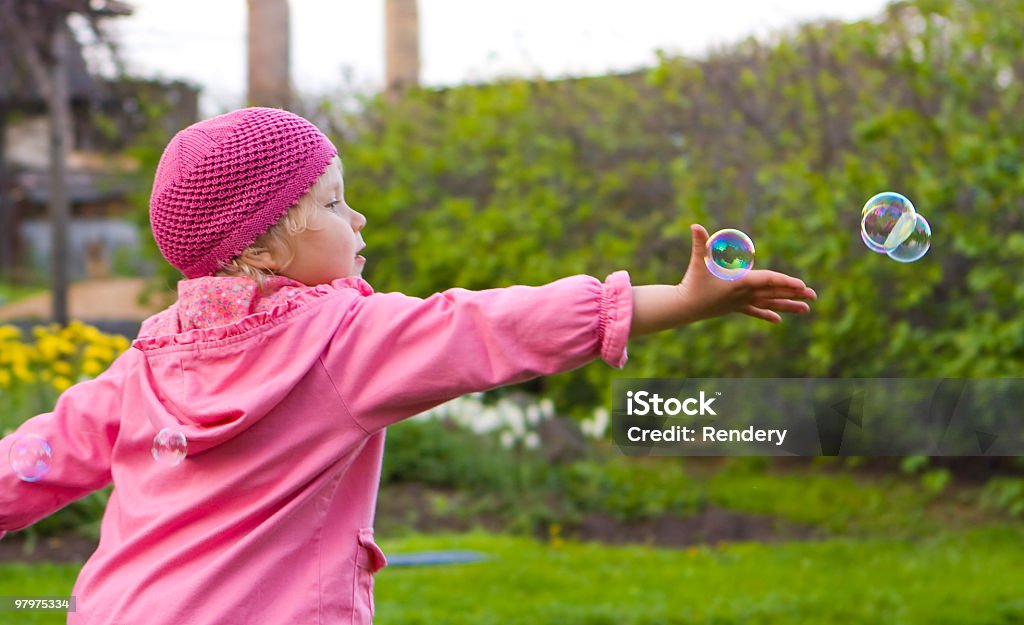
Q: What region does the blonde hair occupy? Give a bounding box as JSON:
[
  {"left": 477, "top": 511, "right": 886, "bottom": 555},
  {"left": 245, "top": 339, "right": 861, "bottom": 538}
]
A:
[{"left": 214, "top": 156, "right": 344, "bottom": 292}]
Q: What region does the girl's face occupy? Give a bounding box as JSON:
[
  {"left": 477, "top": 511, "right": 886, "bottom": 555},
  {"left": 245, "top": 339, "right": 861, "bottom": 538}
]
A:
[{"left": 278, "top": 165, "right": 367, "bottom": 286}]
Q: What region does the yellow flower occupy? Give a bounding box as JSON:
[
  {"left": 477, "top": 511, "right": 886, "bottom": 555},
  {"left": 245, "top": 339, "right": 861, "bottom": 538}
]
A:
[
  {"left": 39, "top": 370, "right": 53, "bottom": 382},
  {"left": 52, "top": 376, "right": 72, "bottom": 392},
  {"left": 52, "top": 360, "right": 73, "bottom": 376},
  {"left": 35, "top": 335, "right": 61, "bottom": 361},
  {"left": 81, "top": 360, "right": 106, "bottom": 377},
  {"left": 56, "top": 338, "right": 76, "bottom": 357},
  {"left": 81, "top": 326, "right": 104, "bottom": 345},
  {"left": 0, "top": 369, "right": 10, "bottom": 388},
  {"left": 12, "top": 366, "right": 34, "bottom": 384},
  {"left": 83, "top": 344, "right": 114, "bottom": 363}
]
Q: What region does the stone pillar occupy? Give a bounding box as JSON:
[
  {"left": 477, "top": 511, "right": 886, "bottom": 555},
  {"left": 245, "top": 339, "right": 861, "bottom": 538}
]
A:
[
  {"left": 385, "top": 0, "right": 420, "bottom": 100},
  {"left": 247, "top": 0, "right": 291, "bottom": 109}
]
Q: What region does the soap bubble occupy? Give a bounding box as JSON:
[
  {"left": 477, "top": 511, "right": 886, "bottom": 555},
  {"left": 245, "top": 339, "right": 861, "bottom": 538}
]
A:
[
  {"left": 705, "top": 229, "right": 755, "bottom": 281},
  {"left": 861, "top": 229, "right": 889, "bottom": 254},
  {"left": 9, "top": 434, "right": 52, "bottom": 482},
  {"left": 861, "top": 192, "right": 917, "bottom": 251},
  {"left": 887, "top": 213, "right": 932, "bottom": 263},
  {"left": 152, "top": 428, "right": 187, "bottom": 466}
]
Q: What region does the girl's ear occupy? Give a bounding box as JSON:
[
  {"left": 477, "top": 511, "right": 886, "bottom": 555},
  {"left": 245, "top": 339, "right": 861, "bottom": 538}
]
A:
[{"left": 239, "top": 247, "right": 281, "bottom": 272}]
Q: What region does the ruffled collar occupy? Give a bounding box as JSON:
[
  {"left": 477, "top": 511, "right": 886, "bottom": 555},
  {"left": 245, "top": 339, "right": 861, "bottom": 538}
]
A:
[
  {"left": 137, "top": 275, "right": 374, "bottom": 340},
  {"left": 175, "top": 275, "right": 309, "bottom": 333}
]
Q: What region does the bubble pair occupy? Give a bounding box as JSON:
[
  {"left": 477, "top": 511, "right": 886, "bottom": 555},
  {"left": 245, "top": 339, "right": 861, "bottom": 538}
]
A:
[{"left": 860, "top": 192, "right": 931, "bottom": 262}]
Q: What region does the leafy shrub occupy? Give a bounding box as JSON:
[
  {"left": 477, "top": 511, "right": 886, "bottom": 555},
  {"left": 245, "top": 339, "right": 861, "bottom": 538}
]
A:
[
  {"left": 562, "top": 457, "right": 704, "bottom": 521},
  {"left": 381, "top": 417, "right": 554, "bottom": 498},
  {"left": 979, "top": 478, "right": 1024, "bottom": 517}
]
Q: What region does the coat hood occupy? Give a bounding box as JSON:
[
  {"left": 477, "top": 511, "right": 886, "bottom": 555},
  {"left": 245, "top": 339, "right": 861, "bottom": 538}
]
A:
[{"left": 129, "top": 275, "right": 374, "bottom": 456}]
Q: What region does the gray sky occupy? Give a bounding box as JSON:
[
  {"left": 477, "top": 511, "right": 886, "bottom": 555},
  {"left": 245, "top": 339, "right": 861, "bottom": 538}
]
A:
[{"left": 107, "top": 0, "right": 892, "bottom": 115}]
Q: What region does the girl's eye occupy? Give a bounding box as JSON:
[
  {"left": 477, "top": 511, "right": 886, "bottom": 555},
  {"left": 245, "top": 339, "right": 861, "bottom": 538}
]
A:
[{"left": 325, "top": 200, "right": 340, "bottom": 212}]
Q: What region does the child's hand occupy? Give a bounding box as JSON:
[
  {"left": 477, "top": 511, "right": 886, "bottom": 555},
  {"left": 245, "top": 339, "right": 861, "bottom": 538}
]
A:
[
  {"left": 676, "top": 224, "right": 817, "bottom": 324},
  {"left": 630, "top": 224, "right": 817, "bottom": 337}
]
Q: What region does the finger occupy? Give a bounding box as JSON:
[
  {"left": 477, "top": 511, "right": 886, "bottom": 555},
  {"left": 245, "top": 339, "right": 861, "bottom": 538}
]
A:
[
  {"left": 745, "top": 273, "right": 817, "bottom": 301},
  {"left": 755, "top": 287, "right": 818, "bottom": 301},
  {"left": 691, "top": 223, "right": 709, "bottom": 245},
  {"left": 689, "top": 224, "right": 709, "bottom": 265},
  {"left": 744, "top": 270, "right": 808, "bottom": 291},
  {"left": 741, "top": 304, "right": 782, "bottom": 323},
  {"left": 751, "top": 298, "right": 811, "bottom": 314}
]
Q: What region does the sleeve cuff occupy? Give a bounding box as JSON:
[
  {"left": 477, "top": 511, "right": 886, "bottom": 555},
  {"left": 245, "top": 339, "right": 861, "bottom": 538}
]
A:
[{"left": 598, "top": 270, "right": 632, "bottom": 369}]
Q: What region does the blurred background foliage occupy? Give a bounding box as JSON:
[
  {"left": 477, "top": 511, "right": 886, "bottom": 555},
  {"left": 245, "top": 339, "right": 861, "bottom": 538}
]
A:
[{"left": 254, "top": 0, "right": 1024, "bottom": 418}]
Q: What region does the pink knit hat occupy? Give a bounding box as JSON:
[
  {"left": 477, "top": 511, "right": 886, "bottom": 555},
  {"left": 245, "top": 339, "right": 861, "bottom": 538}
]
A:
[{"left": 150, "top": 107, "right": 337, "bottom": 279}]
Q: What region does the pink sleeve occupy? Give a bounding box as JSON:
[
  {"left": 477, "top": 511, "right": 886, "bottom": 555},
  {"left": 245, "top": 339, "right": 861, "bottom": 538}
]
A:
[
  {"left": 0, "top": 349, "right": 131, "bottom": 534},
  {"left": 321, "top": 271, "right": 632, "bottom": 433}
]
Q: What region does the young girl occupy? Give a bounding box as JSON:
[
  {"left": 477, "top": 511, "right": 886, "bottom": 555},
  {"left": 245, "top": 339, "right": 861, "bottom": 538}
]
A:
[{"left": 0, "top": 107, "right": 815, "bottom": 624}]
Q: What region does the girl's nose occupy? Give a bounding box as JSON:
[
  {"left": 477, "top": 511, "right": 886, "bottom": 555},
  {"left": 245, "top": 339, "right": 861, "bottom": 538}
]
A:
[{"left": 352, "top": 210, "right": 367, "bottom": 232}]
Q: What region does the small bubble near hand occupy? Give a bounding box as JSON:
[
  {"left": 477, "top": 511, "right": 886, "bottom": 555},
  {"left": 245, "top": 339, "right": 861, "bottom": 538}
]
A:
[{"left": 706, "top": 229, "right": 755, "bottom": 281}]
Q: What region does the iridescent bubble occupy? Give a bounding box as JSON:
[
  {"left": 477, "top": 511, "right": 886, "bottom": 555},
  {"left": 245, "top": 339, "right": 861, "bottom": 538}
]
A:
[
  {"left": 705, "top": 229, "right": 755, "bottom": 281},
  {"left": 887, "top": 213, "right": 932, "bottom": 263},
  {"left": 861, "top": 229, "right": 889, "bottom": 254},
  {"left": 861, "top": 192, "right": 917, "bottom": 251},
  {"left": 9, "top": 434, "right": 52, "bottom": 482},
  {"left": 152, "top": 428, "right": 187, "bottom": 466}
]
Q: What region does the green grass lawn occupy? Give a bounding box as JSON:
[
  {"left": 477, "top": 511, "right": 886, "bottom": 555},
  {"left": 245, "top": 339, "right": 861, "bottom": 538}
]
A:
[
  {"left": 0, "top": 283, "right": 46, "bottom": 308},
  {"left": 2, "top": 525, "right": 1022, "bottom": 625},
  {"left": 0, "top": 564, "right": 79, "bottom": 625}
]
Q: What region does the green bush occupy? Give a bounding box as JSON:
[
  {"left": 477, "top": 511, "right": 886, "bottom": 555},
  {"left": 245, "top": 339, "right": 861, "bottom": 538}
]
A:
[
  {"left": 381, "top": 418, "right": 553, "bottom": 499},
  {"left": 980, "top": 478, "right": 1024, "bottom": 517},
  {"left": 561, "top": 457, "right": 704, "bottom": 521}
]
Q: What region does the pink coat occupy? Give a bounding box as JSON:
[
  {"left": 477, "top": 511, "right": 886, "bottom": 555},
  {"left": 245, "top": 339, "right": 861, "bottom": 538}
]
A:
[{"left": 0, "top": 271, "right": 632, "bottom": 624}]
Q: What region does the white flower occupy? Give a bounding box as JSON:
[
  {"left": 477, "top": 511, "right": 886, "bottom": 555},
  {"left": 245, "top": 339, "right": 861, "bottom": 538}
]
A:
[
  {"left": 592, "top": 407, "right": 610, "bottom": 438},
  {"left": 504, "top": 406, "right": 526, "bottom": 437},
  {"left": 540, "top": 398, "right": 555, "bottom": 419},
  {"left": 474, "top": 407, "right": 499, "bottom": 433},
  {"left": 499, "top": 430, "right": 516, "bottom": 449},
  {"left": 525, "top": 405, "right": 541, "bottom": 425},
  {"left": 524, "top": 432, "right": 541, "bottom": 449},
  {"left": 581, "top": 420, "right": 594, "bottom": 439}
]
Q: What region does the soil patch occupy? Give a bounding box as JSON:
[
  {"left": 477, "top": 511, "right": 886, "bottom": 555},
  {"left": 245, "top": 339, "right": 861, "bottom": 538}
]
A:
[
  {"left": 561, "top": 506, "right": 824, "bottom": 548},
  {"left": 0, "top": 534, "right": 97, "bottom": 564},
  {"left": 375, "top": 483, "right": 506, "bottom": 535}
]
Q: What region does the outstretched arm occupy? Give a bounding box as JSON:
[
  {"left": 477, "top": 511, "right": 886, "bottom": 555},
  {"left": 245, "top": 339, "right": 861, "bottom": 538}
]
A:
[
  {"left": 631, "top": 224, "right": 816, "bottom": 336},
  {"left": 0, "top": 348, "right": 133, "bottom": 537},
  {"left": 323, "top": 224, "right": 814, "bottom": 433},
  {"left": 322, "top": 272, "right": 633, "bottom": 433}
]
